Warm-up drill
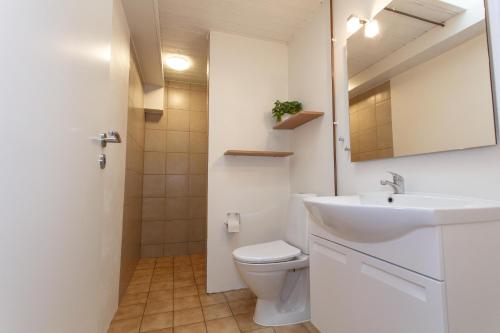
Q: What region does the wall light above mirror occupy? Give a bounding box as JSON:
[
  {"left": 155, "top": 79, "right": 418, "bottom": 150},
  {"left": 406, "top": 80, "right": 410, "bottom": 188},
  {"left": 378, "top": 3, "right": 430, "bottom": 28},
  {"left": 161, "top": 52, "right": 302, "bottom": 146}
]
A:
[{"left": 346, "top": 0, "right": 496, "bottom": 162}]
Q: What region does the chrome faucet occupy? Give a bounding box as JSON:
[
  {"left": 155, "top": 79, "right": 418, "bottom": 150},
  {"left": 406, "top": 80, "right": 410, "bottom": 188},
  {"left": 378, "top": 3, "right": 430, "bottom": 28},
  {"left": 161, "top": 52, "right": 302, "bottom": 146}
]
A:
[{"left": 380, "top": 172, "right": 405, "bottom": 194}]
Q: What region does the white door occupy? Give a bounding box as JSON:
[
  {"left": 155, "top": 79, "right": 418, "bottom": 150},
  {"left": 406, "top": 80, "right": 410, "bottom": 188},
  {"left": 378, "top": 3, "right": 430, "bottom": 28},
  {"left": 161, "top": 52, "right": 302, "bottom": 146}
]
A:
[{"left": 0, "top": 1, "right": 129, "bottom": 332}]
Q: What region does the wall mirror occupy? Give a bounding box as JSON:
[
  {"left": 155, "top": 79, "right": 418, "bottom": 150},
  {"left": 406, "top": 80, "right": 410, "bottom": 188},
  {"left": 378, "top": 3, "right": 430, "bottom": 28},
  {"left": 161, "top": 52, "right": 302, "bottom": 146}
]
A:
[{"left": 346, "top": 0, "right": 496, "bottom": 162}]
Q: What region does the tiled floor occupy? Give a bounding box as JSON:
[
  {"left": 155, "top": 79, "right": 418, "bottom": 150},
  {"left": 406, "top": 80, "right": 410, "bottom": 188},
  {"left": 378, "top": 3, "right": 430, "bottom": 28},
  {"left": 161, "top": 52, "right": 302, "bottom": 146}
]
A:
[{"left": 108, "top": 254, "right": 319, "bottom": 333}]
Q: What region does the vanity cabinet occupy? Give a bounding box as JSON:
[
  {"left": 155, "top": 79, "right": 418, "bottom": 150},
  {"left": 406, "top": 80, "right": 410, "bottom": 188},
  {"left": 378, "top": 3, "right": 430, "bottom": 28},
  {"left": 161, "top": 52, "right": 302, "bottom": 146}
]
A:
[{"left": 310, "top": 235, "right": 447, "bottom": 333}]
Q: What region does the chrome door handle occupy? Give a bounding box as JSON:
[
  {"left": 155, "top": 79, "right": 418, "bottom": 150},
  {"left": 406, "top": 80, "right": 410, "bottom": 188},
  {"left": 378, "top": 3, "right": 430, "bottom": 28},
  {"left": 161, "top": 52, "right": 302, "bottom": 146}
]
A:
[{"left": 98, "top": 130, "right": 122, "bottom": 147}]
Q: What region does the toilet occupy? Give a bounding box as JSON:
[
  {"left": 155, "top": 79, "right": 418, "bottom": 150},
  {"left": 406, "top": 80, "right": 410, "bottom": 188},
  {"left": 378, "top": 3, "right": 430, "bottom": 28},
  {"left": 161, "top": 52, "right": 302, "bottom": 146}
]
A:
[{"left": 232, "top": 194, "right": 315, "bottom": 326}]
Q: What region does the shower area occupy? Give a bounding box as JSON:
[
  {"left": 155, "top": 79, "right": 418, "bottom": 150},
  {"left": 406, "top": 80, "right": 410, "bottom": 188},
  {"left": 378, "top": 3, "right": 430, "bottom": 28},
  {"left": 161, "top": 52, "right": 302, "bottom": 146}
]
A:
[{"left": 141, "top": 81, "right": 208, "bottom": 257}]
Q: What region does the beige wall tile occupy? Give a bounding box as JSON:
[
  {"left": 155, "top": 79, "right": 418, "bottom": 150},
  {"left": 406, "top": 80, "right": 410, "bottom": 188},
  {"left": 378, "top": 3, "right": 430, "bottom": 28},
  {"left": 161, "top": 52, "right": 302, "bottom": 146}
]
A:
[
  {"left": 143, "top": 175, "right": 166, "bottom": 197},
  {"left": 166, "top": 131, "right": 190, "bottom": 152},
  {"left": 377, "top": 148, "right": 394, "bottom": 159},
  {"left": 167, "top": 88, "right": 190, "bottom": 110},
  {"left": 349, "top": 110, "right": 359, "bottom": 135},
  {"left": 167, "top": 109, "right": 190, "bottom": 131},
  {"left": 359, "top": 127, "right": 377, "bottom": 153},
  {"left": 350, "top": 133, "right": 360, "bottom": 154},
  {"left": 358, "top": 106, "right": 376, "bottom": 130},
  {"left": 188, "top": 241, "right": 206, "bottom": 255},
  {"left": 377, "top": 123, "right": 394, "bottom": 149},
  {"left": 189, "top": 175, "right": 207, "bottom": 196},
  {"left": 376, "top": 100, "right": 392, "bottom": 125},
  {"left": 189, "top": 219, "right": 205, "bottom": 242},
  {"left": 165, "top": 220, "right": 190, "bottom": 243},
  {"left": 189, "top": 154, "right": 208, "bottom": 174},
  {"left": 164, "top": 243, "right": 189, "bottom": 256},
  {"left": 141, "top": 244, "right": 164, "bottom": 258},
  {"left": 142, "top": 198, "right": 166, "bottom": 221},
  {"left": 168, "top": 81, "right": 190, "bottom": 89},
  {"left": 165, "top": 175, "right": 189, "bottom": 197},
  {"left": 166, "top": 153, "right": 189, "bottom": 174},
  {"left": 359, "top": 151, "right": 378, "bottom": 161},
  {"left": 189, "top": 90, "right": 207, "bottom": 112},
  {"left": 145, "top": 113, "right": 168, "bottom": 130},
  {"left": 145, "top": 129, "right": 166, "bottom": 152},
  {"left": 166, "top": 197, "right": 189, "bottom": 220},
  {"left": 144, "top": 152, "right": 166, "bottom": 175},
  {"left": 189, "top": 111, "right": 207, "bottom": 132},
  {"left": 189, "top": 197, "right": 207, "bottom": 219},
  {"left": 189, "top": 133, "right": 208, "bottom": 153},
  {"left": 142, "top": 221, "right": 165, "bottom": 245}
]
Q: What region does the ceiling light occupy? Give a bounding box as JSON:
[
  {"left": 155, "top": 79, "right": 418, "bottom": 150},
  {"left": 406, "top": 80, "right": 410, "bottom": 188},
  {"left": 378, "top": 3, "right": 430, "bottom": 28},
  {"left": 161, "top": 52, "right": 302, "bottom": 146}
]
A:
[
  {"left": 364, "top": 20, "right": 380, "bottom": 38},
  {"left": 164, "top": 54, "right": 191, "bottom": 71},
  {"left": 347, "top": 15, "right": 363, "bottom": 34}
]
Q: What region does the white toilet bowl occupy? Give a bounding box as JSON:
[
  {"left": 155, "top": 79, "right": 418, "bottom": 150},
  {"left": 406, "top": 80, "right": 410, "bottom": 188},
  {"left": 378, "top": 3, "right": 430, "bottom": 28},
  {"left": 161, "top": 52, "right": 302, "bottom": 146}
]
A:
[{"left": 233, "top": 240, "right": 310, "bottom": 326}]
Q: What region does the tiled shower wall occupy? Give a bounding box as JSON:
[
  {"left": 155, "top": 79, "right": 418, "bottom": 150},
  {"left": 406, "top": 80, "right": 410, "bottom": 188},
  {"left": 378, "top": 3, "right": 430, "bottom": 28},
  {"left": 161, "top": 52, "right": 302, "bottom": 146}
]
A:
[
  {"left": 120, "top": 49, "right": 145, "bottom": 297},
  {"left": 141, "top": 81, "right": 208, "bottom": 257},
  {"left": 349, "top": 82, "right": 393, "bottom": 162}
]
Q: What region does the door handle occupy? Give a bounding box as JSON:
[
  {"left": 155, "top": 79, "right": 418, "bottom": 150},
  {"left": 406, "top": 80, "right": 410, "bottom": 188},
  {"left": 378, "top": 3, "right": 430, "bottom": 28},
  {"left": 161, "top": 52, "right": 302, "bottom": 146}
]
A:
[{"left": 98, "top": 130, "right": 122, "bottom": 147}]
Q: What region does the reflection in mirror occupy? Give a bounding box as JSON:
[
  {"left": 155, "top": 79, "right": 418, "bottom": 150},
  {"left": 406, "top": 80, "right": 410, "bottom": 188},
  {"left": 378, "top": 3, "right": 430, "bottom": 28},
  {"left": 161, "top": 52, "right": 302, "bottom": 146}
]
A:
[{"left": 347, "top": 0, "right": 496, "bottom": 162}]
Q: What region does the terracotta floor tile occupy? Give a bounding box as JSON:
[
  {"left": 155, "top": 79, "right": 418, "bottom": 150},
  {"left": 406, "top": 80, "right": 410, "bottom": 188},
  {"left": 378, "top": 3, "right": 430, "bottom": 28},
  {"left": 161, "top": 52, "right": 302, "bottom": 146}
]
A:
[
  {"left": 139, "top": 258, "right": 157, "bottom": 264},
  {"left": 133, "top": 269, "right": 154, "bottom": 278},
  {"left": 174, "top": 278, "right": 196, "bottom": 288},
  {"left": 247, "top": 329, "right": 274, "bottom": 333},
  {"left": 152, "top": 275, "right": 174, "bottom": 284},
  {"left": 114, "top": 303, "right": 145, "bottom": 321},
  {"left": 302, "top": 322, "right": 320, "bottom": 333},
  {"left": 121, "top": 292, "right": 148, "bottom": 306},
  {"left": 108, "top": 317, "right": 141, "bottom": 333},
  {"left": 274, "top": 324, "right": 309, "bottom": 333},
  {"left": 234, "top": 313, "right": 264, "bottom": 332},
  {"left": 228, "top": 299, "right": 256, "bottom": 315},
  {"left": 174, "top": 285, "right": 198, "bottom": 298},
  {"left": 127, "top": 283, "right": 151, "bottom": 294},
  {"left": 137, "top": 262, "right": 156, "bottom": 270},
  {"left": 202, "top": 303, "right": 232, "bottom": 321},
  {"left": 205, "top": 317, "right": 240, "bottom": 333},
  {"left": 148, "top": 290, "right": 174, "bottom": 302},
  {"left": 173, "top": 307, "right": 204, "bottom": 327},
  {"left": 175, "top": 264, "right": 194, "bottom": 272},
  {"left": 145, "top": 300, "right": 174, "bottom": 315},
  {"left": 141, "top": 312, "right": 174, "bottom": 332},
  {"left": 224, "top": 289, "right": 254, "bottom": 302},
  {"left": 173, "top": 322, "right": 207, "bottom": 333},
  {"left": 130, "top": 274, "right": 153, "bottom": 285},
  {"left": 199, "top": 293, "right": 226, "bottom": 307},
  {"left": 151, "top": 281, "right": 174, "bottom": 291},
  {"left": 174, "top": 256, "right": 191, "bottom": 266},
  {"left": 174, "top": 271, "right": 194, "bottom": 279},
  {"left": 174, "top": 295, "right": 201, "bottom": 311}
]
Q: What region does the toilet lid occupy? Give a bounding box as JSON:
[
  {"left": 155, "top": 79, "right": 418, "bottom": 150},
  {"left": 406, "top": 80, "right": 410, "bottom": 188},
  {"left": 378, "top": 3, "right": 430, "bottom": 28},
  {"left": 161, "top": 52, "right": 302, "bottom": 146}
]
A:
[{"left": 233, "top": 240, "right": 301, "bottom": 264}]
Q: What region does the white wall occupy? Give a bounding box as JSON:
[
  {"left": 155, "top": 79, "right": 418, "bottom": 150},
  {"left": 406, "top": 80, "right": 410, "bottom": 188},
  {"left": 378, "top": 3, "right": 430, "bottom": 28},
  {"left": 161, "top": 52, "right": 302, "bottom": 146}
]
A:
[
  {"left": 333, "top": 0, "right": 500, "bottom": 200},
  {"left": 207, "top": 31, "right": 290, "bottom": 292},
  {"left": 288, "top": 0, "right": 335, "bottom": 196},
  {"left": 391, "top": 33, "right": 495, "bottom": 156}
]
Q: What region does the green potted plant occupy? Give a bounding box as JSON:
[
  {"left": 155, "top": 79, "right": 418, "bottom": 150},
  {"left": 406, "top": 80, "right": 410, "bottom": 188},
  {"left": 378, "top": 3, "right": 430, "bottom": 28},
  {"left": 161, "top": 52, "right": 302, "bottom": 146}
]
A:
[{"left": 272, "top": 100, "right": 303, "bottom": 122}]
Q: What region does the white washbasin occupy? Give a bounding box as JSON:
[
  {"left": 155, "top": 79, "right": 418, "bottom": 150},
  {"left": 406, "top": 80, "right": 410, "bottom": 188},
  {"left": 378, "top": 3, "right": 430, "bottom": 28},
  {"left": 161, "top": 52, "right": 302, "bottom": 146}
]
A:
[{"left": 304, "top": 192, "right": 500, "bottom": 243}]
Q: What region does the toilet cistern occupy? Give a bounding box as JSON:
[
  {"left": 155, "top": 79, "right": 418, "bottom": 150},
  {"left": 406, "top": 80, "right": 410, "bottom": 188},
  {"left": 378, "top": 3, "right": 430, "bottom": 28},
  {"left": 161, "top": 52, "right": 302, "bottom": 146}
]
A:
[{"left": 381, "top": 171, "right": 405, "bottom": 194}]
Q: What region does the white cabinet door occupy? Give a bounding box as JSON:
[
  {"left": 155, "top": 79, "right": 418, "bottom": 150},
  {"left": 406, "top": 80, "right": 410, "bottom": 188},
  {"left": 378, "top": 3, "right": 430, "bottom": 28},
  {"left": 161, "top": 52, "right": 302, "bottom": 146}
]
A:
[{"left": 310, "top": 235, "right": 448, "bottom": 333}]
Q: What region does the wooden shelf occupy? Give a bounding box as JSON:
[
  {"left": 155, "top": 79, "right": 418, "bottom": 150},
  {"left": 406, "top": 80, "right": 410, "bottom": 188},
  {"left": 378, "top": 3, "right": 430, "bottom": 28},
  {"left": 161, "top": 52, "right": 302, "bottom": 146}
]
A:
[
  {"left": 224, "top": 150, "right": 293, "bottom": 157},
  {"left": 273, "top": 111, "right": 324, "bottom": 129},
  {"left": 145, "top": 108, "right": 164, "bottom": 115}
]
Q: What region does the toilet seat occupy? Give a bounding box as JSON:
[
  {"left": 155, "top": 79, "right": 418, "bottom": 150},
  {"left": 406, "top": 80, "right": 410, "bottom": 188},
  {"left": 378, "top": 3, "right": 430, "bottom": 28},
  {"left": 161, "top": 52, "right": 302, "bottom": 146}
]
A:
[{"left": 232, "top": 240, "right": 301, "bottom": 264}]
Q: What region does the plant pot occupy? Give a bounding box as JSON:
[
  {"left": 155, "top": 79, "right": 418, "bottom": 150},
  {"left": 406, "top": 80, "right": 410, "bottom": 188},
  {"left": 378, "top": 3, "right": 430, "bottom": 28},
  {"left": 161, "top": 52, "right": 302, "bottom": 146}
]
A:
[{"left": 280, "top": 114, "right": 293, "bottom": 122}]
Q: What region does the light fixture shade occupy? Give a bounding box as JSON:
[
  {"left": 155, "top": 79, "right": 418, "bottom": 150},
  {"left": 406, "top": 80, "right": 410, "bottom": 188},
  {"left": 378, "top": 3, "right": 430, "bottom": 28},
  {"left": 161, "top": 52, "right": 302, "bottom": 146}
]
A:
[
  {"left": 347, "top": 15, "right": 362, "bottom": 34},
  {"left": 164, "top": 54, "right": 192, "bottom": 71},
  {"left": 364, "top": 20, "right": 380, "bottom": 38}
]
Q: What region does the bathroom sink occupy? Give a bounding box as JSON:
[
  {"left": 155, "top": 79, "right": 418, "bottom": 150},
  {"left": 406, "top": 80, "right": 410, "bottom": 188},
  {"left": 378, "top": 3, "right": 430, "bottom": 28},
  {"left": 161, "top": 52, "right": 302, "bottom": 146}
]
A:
[{"left": 304, "top": 192, "right": 500, "bottom": 243}]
